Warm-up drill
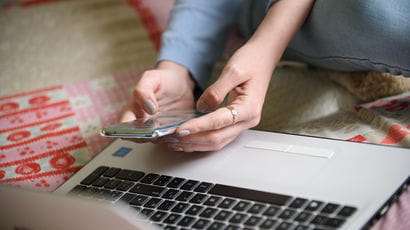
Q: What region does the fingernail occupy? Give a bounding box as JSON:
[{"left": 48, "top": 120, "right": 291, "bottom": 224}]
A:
[
  {"left": 163, "top": 137, "right": 179, "bottom": 143},
  {"left": 169, "top": 144, "right": 183, "bottom": 151},
  {"left": 178, "top": 130, "right": 190, "bottom": 137},
  {"left": 197, "top": 101, "right": 208, "bottom": 113},
  {"left": 144, "top": 99, "right": 156, "bottom": 114}
]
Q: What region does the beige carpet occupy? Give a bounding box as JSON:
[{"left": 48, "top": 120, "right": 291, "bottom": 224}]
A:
[{"left": 0, "top": 0, "right": 156, "bottom": 97}]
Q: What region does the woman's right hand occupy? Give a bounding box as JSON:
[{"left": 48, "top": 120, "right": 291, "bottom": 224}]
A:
[{"left": 121, "top": 61, "right": 196, "bottom": 124}]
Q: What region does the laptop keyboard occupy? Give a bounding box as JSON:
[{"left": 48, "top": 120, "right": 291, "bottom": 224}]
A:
[{"left": 69, "top": 166, "right": 357, "bottom": 230}]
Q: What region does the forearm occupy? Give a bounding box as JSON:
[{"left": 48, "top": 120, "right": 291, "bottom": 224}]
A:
[
  {"left": 248, "top": 0, "right": 315, "bottom": 68},
  {"left": 157, "top": 0, "right": 244, "bottom": 90}
]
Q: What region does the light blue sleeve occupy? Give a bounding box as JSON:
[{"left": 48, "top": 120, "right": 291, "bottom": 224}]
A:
[{"left": 157, "top": 0, "right": 244, "bottom": 90}]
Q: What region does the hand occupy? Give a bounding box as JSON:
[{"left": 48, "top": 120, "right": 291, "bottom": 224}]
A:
[
  {"left": 165, "top": 0, "right": 314, "bottom": 152},
  {"left": 121, "top": 60, "right": 196, "bottom": 127},
  {"left": 166, "top": 42, "right": 275, "bottom": 152}
]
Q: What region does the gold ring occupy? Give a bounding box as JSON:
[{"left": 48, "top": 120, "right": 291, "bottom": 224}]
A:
[{"left": 226, "top": 105, "right": 238, "bottom": 124}]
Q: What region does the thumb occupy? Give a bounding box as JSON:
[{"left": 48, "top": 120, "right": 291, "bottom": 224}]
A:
[
  {"left": 196, "top": 65, "right": 244, "bottom": 112},
  {"left": 133, "top": 70, "right": 162, "bottom": 115}
]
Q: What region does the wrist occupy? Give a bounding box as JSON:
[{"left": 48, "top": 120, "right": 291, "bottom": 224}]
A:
[
  {"left": 157, "top": 60, "right": 188, "bottom": 75},
  {"left": 157, "top": 61, "right": 196, "bottom": 91}
]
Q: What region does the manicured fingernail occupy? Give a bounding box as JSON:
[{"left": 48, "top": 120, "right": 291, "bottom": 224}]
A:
[
  {"left": 144, "top": 99, "right": 156, "bottom": 114},
  {"left": 163, "top": 137, "right": 179, "bottom": 143},
  {"left": 178, "top": 130, "right": 190, "bottom": 137},
  {"left": 197, "top": 101, "right": 208, "bottom": 113},
  {"left": 169, "top": 145, "right": 183, "bottom": 151}
]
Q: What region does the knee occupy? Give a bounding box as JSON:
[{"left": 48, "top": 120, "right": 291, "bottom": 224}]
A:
[{"left": 332, "top": 0, "right": 410, "bottom": 39}]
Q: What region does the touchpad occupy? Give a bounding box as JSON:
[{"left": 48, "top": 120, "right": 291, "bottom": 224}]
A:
[{"left": 210, "top": 140, "right": 333, "bottom": 189}]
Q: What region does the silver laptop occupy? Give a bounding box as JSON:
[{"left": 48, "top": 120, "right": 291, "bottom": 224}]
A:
[{"left": 2, "top": 130, "right": 409, "bottom": 230}]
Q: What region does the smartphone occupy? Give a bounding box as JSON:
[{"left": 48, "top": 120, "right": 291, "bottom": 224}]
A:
[{"left": 100, "top": 110, "right": 207, "bottom": 139}]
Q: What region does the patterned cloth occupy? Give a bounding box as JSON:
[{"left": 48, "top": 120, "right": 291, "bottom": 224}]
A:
[
  {"left": 0, "top": 86, "right": 87, "bottom": 190},
  {"left": 281, "top": 92, "right": 410, "bottom": 147},
  {"left": 0, "top": 70, "right": 142, "bottom": 191}
]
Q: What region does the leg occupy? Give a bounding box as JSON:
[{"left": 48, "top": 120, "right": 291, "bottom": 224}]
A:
[{"left": 284, "top": 0, "right": 410, "bottom": 77}]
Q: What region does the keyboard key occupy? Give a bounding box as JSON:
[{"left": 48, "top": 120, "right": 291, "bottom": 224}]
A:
[
  {"left": 115, "top": 169, "right": 145, "bottom": 182},
  {"left": 158, "top": 200, "right": 176, "bottom": 211},
  {"left": 130, "top": 205, "right": 142, "bottom": 213},
  {"left": 140, "top": 208, "right": 154, "bottom": 218},
  {"left": 150, "top": 211, "right": 168, "bottom": 222},
  {"left": 289, "top": 198, "right": 308, "bottom": 209},
  {"left": 80, "top": 166, "right": 108, "bottom": 185},
  {"left": 153, "top": 175, "right": 172, "bottom": 186},
  {"left": 337, "top": 206, "right": 357, "bottom": 217},
  {"left": 225, "top": 225, "right": 240, "bottom": 230},
  {"left": 190, "top": 193, "right": 208, "bottom": 204},
  {"left": 207, "top": 222, "right": 226, "bottom": 230},
  {"left": 305, "top": 200, "right": 323, "bottom": 212},
  {"left": 172, "top": 202, "right": 190, "bottom": 213},
  {"left": 204, "top": 196, "right": 222, "bottom": 206},
  {"left": 194, "top": 182, "right": 213, "bottom": 193},
  {"left": 192, "top": 219, "right": 210, "bottom": 229},
  {"left": 181, "top": 180, "right": 199, "bottom": 190},
  {"left": 313, "top": 228, "right": 325, "bottom": 230},
  {"left": 96, "top": 188, "right": 111, "bottom": 199},
  {"left": 118, "top": 193, "right": 136, "bottom": 203},
  {"left": 105, "top": 191, "right": 123, "bottom": 201},
  {"left": 144, "top": 197, "right": 162, "bottom": 208},
  {"left": 295, "top": 225, "right": 309, "bottom": 230},
  {"left": 259, "top": 219, "right": 277, "bottom": 229},
  {"left": 199, "top": 207, "right": 218, "bottom": 218},
  {"left": 167, "top": 177, "right": 185, "bottom": 188},
  {"left": 69, "top": 185, "right": 86, "bottom": 195},
  {"left": 130, "top": 195, "right": 149, "bottom": 206},
  {"left": 82, "top": 187, "right": 100, "bottom": 197},
  {"left": 324, "top": 217, "right": 345, "bottom": 228},
  {"left": 209, "top": 184, "right": 291, "bottom": 206},
  {"left": 244, "top": 216, "right": 262, "bottom": 227},
  {"left": 177, "top": 216, "right": 196, "bottom": 227},
  {"left": 176, "top": 191, "right": 194, "bottom": 202},
  {"left": 103, "top": 167, "right": 121, "bottom": 177},
  {"left": 130, "top": 183, "right": 166, "bottom": 197},
  {"left": 278, "top": 209, "right": 296, "bottom": 220},
  {"left": 164, "top": 226, "right": 177, "bottom": 230},
  {"left": 247, "top": 203, "right": 267, "bottom": 214},
  {"left": 162, "top": 189, "right": 179, "bottom": 199},
  {"left": 103, "top": 179, "right": 122, "bottom": 189},
  {"left": 218, "top": 198, "right": 236, "bottom": 209},
  {"left": 116, "top": 181, "right": 134, "bottom": 191},
  {"left": 321, "top": 203, "right": 340, "bottom": 214},
  {"left": 214, "top": 210, "right": 233, "bottom": 221},
  {"left": 233, "top": 201, "right": 251, "bottom": 212},
  {"left": 92, "top": 177, "right": 109, "bottom": 187},
  {"left": 186, "top": 205, "right": 204, "bottom": 216},
  {"left": 276, "top": 222, "right": 293, "bottom": 230},
  {"left": 229, "top": 213, "right": 248, "bottom": 224},
  {"left": 311, "top": 215, "right": 329, "bottom": 225},
  {"left": 140, "top": 173, "right": 159, "bottom": 184},
  {"left": 163, "top": 213, "right": 182, "bottom": 224},
  {"left": 262, "top": 206, "right": 280, "bottom": 217},
  {"left": 295, "top": 211, "right": 312, "bottom": 222}
]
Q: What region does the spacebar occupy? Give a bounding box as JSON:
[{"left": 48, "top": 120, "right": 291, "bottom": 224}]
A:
[{"left": 209, "top": 184, "right": 291, "bottom": 206}]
